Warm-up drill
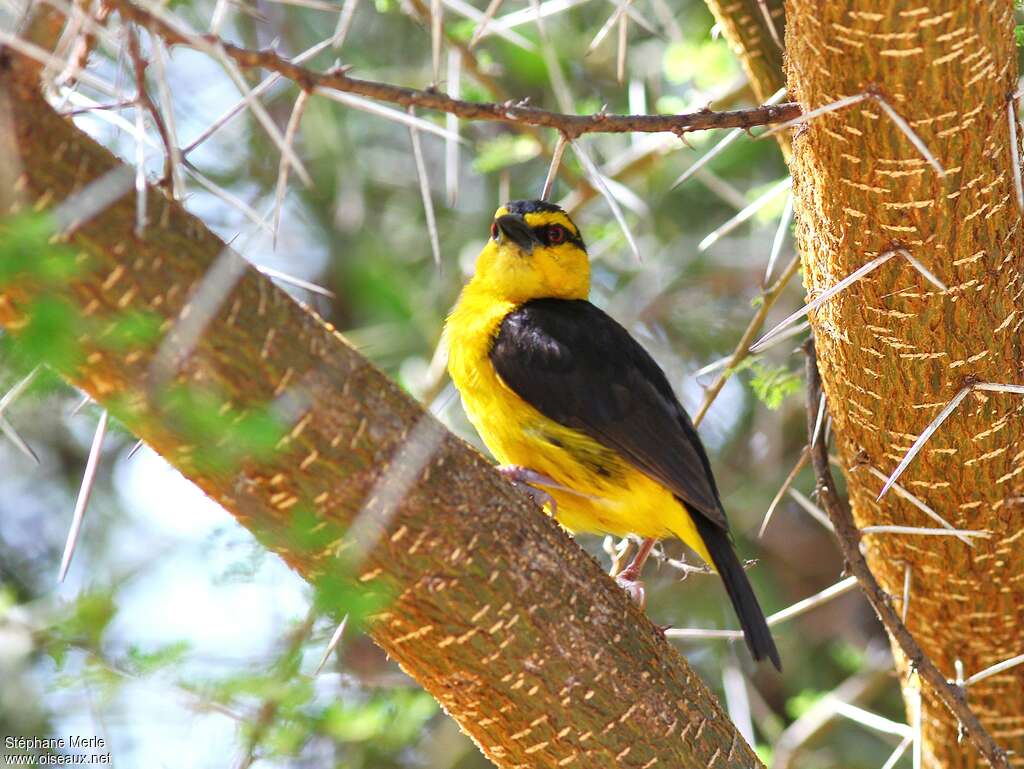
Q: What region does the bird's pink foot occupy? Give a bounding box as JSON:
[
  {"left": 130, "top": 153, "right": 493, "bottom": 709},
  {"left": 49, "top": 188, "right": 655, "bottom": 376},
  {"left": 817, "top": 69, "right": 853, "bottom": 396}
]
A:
[
  {"left": 496, "top": 465, "right": 559, "bottom": 514},
  {"left": 615, "top": 571, "right": 647, "bottom": 608}
]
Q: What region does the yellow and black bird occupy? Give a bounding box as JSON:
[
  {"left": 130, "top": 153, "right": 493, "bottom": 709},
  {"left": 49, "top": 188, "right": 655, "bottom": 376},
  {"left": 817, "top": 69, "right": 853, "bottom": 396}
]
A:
[{"left": 445, "top": 199, "right": 780, "bottom": 669}]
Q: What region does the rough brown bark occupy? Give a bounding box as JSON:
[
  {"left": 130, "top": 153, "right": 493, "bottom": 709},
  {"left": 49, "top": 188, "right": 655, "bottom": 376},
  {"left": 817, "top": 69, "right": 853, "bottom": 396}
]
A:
[
  {"left": 0, "top": 33, "right": 764, "bottom": 769},
  {"left": 786, "top": 2, "right": 1024, "bottom": 767},
  {"left": 703, "top": 0, "right": 785, "bottom": 104}
]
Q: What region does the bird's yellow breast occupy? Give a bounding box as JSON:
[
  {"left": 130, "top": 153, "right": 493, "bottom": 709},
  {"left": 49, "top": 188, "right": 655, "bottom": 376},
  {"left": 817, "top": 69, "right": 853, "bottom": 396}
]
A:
[{"left": 444, "top": 285, "right": 710, "bottom": 563}]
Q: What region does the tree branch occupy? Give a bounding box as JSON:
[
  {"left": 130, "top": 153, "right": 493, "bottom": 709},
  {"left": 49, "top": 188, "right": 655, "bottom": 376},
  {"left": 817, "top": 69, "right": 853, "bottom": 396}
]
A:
[
  {"left": 104, "top": 0, "right": 800, "bottom": 138},
  {"left": 802, "top": 340, "right": 1010, "bottom": 769},
  {"left": 0, "top": 33, "right": 765, "bottom": 769}
]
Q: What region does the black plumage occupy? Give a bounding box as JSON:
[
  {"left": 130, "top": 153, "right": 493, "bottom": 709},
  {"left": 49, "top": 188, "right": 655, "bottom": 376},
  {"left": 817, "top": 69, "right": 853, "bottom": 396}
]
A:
[{"left": 490, "top": 297, "right": 780, "bottom": 669}]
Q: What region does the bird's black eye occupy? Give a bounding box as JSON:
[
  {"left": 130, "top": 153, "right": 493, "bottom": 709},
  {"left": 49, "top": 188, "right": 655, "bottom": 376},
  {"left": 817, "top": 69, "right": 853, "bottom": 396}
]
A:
[
  {"left": 490, "top": 221, "right": 499, "bottom": 240},
  {"left": 547, "top": 225, "right": 567, "bottom": 245}
]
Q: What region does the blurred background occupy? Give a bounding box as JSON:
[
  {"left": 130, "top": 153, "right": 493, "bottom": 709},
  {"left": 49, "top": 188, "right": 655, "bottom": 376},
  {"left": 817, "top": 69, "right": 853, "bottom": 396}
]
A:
[{"left": 0, "top": 0, "right": 909, "bottom": 765}]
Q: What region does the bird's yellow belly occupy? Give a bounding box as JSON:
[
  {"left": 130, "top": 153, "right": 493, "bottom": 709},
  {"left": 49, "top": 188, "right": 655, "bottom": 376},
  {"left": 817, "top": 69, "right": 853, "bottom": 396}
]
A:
[{"left": 454, "top": 354, "right": 710, "bottom": 563}]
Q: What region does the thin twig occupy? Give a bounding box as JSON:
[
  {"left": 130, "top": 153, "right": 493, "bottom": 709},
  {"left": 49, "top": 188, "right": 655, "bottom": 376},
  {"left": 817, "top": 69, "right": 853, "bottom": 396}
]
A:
[
  {"left": 803, "top": 340, "right": 1010, "bottom": 769},
  {"left": 106, "top": 0, "right": 802, "bottom": 137}
]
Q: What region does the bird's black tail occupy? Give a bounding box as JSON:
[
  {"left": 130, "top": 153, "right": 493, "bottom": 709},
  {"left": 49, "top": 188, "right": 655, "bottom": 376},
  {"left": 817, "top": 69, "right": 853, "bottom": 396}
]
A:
[{"left": 693, "top": 514, "right": 781, "bottom": 671}]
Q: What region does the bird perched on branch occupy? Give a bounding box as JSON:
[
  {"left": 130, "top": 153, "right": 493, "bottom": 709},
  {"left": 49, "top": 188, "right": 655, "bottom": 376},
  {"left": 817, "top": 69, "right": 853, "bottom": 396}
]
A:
[{"left": 445, "top": 199, "right": 780, "bottom": 670}]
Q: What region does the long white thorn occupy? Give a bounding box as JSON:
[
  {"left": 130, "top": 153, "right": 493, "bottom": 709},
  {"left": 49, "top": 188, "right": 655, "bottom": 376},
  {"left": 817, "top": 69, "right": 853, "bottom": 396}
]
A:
[
  {"left": 586, "top": 0, "right": 630, "bottom": 55},
  {"left": 151, "top": 38, "right": 186, "bottom": 200},
  {"left": 1008, "top": 96, "right": 1024, "bottom": 214},
  {"left": 0, "top": 366, "right": 40, "bottom": 416},
  {"left": 0, "top": 416, "right": 39, "bottom": 464},
  {"left": 442, "top": 0, "right": 536, "bottom": 50},
  {"left": 881, "top": 735, "right": 914, "bottom": 769},
  {"left": 897, "top": 248, "right": 947, "bottom": 292},
  {"left": 873, "top": 95, "right": 945, "bottom": 177},
  {"left": 445, "top": 49, "right": 461, "bottom": 207},
  {"left": 764, "top": 191, "right": 794, "bottom": 286},
  {"left": 409, "top": 107, "right": 442, "bottom": 268},
  {"left": 188, "top": 171, "right": 274, "bottom": 237},
  {"left": 901, "top": 562, "right": 912, "bottom": 623},
  {"left": 133, "top": 89, "right": 148, "bottom": 238},
  {"left": 59, "top": 410, "right": 109, "bottom": 582},
  {"left": 858, "top": 463, "right": 975, "bottom": 546},
  {"left": 468, "top": 0, "right": 505, "bottom": 48},
  {"left": 273, "top": 90, "right": 311, "bottom": 247},
  {"left": 964, "top": 652, "right": 1024, "bottom": 687},
  {"left": 570, "top": 138, "right": 641, "bottom": 262},
  {"left": 860, "top": 525, "right": 990, "bottom": 539},
  {"left": 671, "top": 87, "right": 787, "bottom": 191},
  {"left": 811, "top": 392, "right": 827, "bottom": 447},
  {"left": 541, "top": 134, "right": 568, "bottom": 201},
  {"left": 974, "top": 381, "right": 1024, "bottom": 395},
  {"left": 698, "top": 176, "right": 792, "bottom": 252},
  {"left": 316, "top": 88, "right": 465, "bottom": 144},
  {"left": 431, "top": 0, "right": 443, "bottom": 86},
  {"left": 761, "top": 92, "right": 870, "bottom": 139},
  {"left": 257, "top": 265, "right": 335, "bottom": 297},
  {"left": 758, "top": 447, "right": 809, "bottom": 538},
  {"left": 183, "top": 38, "right": 334, "bottom": 154},
  {"left": 666, "top": 576, "right": 857, "bottom": 640},
  {"left": 832, "top": 700, "right": 913, "bottom": 738},
  {"left": 616, "top": 3, "right": 629, "bottom": 83},
  {"left": 751, "top": 249, "right": 896, "bottom": 353},
  {"left": 313, "top": 614, "right": 349, "bottom": 676},
  {"left": 755, "top": 0, "right": 781, "bottom": 48},
  {"left": 788, "top": 488, "right": 835, "bottom": 532},
  {"left": 333, "top": 0, "right": 360, "bottom": 47},
  {"left": 877, "top": 384, "right": 972, "bottom": 500},
  {"left": 489, "top": 0, "right": 593, "bottom": 33}
]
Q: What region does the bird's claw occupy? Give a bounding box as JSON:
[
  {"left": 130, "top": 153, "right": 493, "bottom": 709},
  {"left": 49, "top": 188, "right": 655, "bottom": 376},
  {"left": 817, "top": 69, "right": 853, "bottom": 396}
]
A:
[
  {"left": 615, "top": 571, "right": 646, "bottom": 608},
  {"left": 496, "top": 465, "right": 558, "bottom": 514}
]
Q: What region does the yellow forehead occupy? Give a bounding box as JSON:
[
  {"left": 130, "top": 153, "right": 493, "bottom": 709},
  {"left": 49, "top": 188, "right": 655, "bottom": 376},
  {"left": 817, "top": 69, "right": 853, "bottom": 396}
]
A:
[{"left": 492, "top": 206, "right": 580, "bottom": 237}]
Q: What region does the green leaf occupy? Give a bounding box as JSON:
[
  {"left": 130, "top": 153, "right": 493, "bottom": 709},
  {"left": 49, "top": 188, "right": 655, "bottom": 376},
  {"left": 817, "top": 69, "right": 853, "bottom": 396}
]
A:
[{"left": 124, "top": 641, "right": 191, "bottom": 675}]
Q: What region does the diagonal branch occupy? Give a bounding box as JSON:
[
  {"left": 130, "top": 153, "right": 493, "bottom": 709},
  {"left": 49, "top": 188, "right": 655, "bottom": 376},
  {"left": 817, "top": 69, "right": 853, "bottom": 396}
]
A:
[{"left": 802, "top": 340, "right": 1009, "bottom": 769}]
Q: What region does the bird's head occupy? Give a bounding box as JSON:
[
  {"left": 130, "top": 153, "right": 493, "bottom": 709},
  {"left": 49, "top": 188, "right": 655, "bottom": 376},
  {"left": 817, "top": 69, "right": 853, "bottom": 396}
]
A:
[{"left": 468, "top": 200, "right": 590, "bottom": 303}]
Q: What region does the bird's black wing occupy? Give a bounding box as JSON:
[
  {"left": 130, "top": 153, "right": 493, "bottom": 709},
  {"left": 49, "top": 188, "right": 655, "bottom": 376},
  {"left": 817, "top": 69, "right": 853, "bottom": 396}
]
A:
[{"left": 490, "top": 298, "right": 728, "bottom": 530}]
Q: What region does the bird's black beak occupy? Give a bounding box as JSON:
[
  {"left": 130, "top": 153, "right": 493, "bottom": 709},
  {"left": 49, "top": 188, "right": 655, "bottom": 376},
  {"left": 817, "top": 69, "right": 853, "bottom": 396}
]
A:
[{"left": 495, "top": 214, "right": 540, "bottom": 254}]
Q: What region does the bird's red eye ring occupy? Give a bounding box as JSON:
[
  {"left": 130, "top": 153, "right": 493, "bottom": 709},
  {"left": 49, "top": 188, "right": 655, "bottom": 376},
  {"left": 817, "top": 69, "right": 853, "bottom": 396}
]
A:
[
  {"left": 490, "top": 222, "right": 499, "bottom": 240},
  {"left": 547, "top": 225, "right": 567, "bottom": 245}
]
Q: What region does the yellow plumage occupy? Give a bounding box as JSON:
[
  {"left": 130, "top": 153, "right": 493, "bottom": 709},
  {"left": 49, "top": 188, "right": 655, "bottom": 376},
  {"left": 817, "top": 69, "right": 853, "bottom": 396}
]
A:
[{"left": 445, "top": 204, "right": 712, "bottom": 564}]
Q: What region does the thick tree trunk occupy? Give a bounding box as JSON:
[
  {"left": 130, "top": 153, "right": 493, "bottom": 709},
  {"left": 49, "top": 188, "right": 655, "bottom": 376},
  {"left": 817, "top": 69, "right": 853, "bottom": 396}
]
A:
[
  {"left": 704, "top": 0, "right": 785, "bottom": 103},
  {"left": 0, "top": 27, "right": 763, "bottom": 769},
  {"left": 785, "top": 1, "right": 1024, "bottom": 767}
]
